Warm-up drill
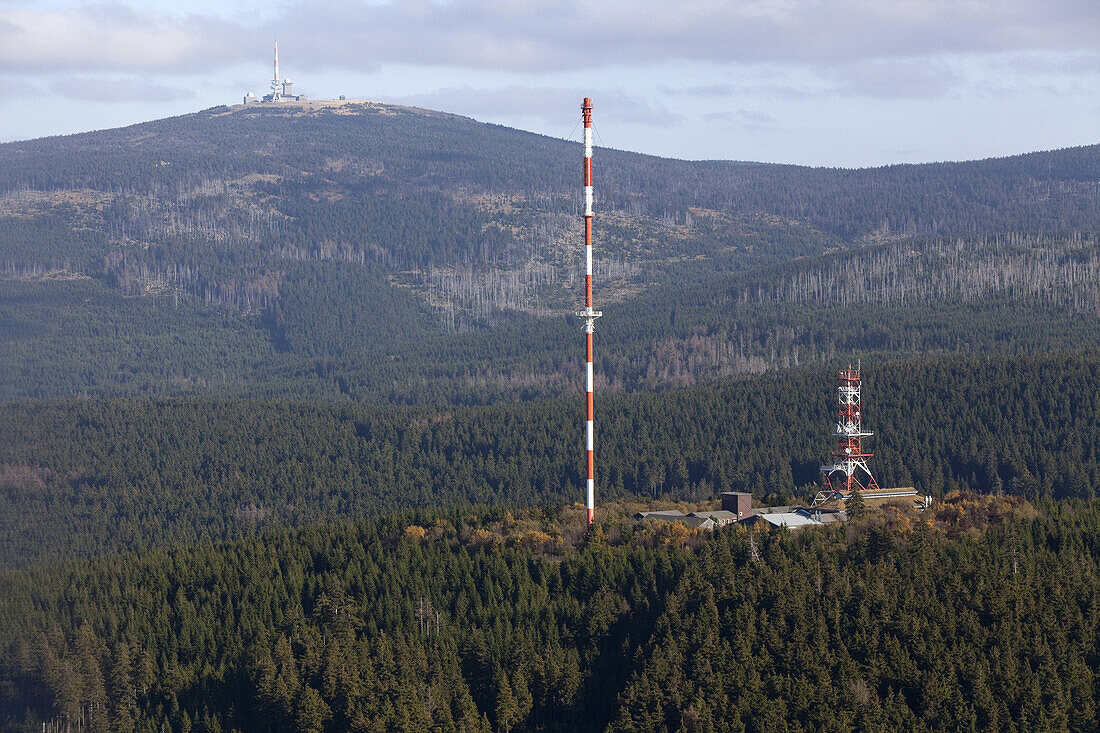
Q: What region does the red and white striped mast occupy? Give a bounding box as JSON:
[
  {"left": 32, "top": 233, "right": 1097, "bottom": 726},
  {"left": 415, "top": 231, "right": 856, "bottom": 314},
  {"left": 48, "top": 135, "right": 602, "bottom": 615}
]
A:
[{"left": 576, "top": 97, "right": 602, "bottom": 525}]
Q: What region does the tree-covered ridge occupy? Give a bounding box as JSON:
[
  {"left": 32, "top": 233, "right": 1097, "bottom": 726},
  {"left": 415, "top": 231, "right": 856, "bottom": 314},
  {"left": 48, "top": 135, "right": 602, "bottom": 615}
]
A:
[
  {"left": 0, "top": 498, "right": 1096, "bottom": 732},
  {"left": 2, "top": 106, "right": 1096, "bottom": 301},
  {"left": 1, "top": 103, "right": 1097, "bottom": 402},
  {"left": 2, "top": 105, "right": 1097, "bottom": 240},
  {"left": 2, "top": 350, "right": 1099, "bottom": 567},
  {"left": 5, "top": 232, "right": 1100, "bottom": 402}
]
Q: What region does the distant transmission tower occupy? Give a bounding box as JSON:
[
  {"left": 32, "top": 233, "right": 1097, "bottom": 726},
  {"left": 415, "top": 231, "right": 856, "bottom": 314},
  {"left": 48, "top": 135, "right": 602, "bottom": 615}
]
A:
[
  {"left": 576, "top": 98, "right": 602, "bottom": 525},
  {"left": 270, "top": 37, "right": 282, "bottom": 102},
  {"left": 814, "top": 362, "right": 880, "bottom": 507}
]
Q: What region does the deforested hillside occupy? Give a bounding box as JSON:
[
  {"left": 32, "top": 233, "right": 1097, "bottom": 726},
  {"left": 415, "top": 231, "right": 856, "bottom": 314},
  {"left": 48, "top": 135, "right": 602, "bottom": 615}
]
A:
[{"left": 0, "top": 104, "right": 1098, "bottom": 402}]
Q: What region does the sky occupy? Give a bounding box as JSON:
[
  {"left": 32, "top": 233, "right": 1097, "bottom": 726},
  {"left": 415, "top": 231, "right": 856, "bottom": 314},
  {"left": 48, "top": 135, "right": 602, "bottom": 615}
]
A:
[{"left": 0, "top": 0, "right": 1097, "bottom": 167}]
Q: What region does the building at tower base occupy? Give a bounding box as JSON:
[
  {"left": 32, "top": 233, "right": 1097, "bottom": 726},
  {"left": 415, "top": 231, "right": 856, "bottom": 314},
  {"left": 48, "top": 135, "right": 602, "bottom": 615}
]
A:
[{"left": 241, "top": 39, "right": 362, "bottom": 107}]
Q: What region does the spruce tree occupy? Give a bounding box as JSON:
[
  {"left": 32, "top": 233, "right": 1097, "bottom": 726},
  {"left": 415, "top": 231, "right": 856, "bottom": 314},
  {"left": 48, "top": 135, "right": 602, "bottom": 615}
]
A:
[{"left": 846, "top": 488, "right": 867, "bottom": 519}]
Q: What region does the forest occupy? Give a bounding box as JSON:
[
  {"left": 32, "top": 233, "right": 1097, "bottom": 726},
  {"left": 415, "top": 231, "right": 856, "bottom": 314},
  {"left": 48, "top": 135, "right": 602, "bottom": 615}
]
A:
[
  {"left": 5, "top": 232, "right": 1100, "bottom": 403},
  {"left": 2, "top": 103, "right": 1100, "bottom": 731},
  {"left": 1, "top": 496, "right": 1097, "bottom": 732},
  {"left": 2, "top": 350, "right": 1099, "bottom": 568},
  {"left": 1, "top": 105, "right": 1098, "bottom": 402}
]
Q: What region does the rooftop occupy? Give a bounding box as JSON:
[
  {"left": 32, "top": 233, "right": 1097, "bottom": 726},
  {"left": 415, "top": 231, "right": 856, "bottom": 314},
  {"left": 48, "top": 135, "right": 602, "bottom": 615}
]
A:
[
  {"left": 794, "top": 507, "right": 849, "bottom": 523},
  {"left": 633, "top": 510, "right": 688, "bottom": 521},
  {"left": 690, "top": 510, "right": 738, "bottom": 520},
  {"left": 755, "top": 513, "right": 822, "bottom": 529},
  {"left": 753, "top": 505, "right": 797, "bottom": 515}
]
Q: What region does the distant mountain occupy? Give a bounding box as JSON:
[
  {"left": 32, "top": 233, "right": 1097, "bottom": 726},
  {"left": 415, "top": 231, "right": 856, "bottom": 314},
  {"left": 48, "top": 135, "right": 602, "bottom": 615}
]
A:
[
  {"left": 0, "top": 104, "right": 1097, "bottom": 401},
  {"left": 2, "top": 104, "right": 1097, "bottom": 239}
]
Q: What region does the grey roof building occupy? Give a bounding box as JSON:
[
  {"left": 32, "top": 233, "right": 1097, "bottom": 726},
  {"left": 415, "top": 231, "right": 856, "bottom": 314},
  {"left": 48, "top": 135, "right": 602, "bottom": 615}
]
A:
[
  {"left": 689, "top": 510, "right": 738, "bottom": 526},
  {"left": 633, "top": 510, "right": 716, "bottom": 531},
  {"left": 794, "top": 507, "right": 848, "bottom": 523},
  {"left": 746, "top": 512, "right": 821, "bottom": 529},
  {"left": 741, "top": 507, "right": 849, "bottom": 530},
  {"left": 633, "top": 510, "right": 687, "bottom": 521},
  {"left": 631, "top": 500, "right": 847, "bottom": 532}
]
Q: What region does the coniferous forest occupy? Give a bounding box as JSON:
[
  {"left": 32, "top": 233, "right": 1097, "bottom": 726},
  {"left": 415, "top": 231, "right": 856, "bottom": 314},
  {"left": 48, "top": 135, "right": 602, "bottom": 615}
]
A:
[
  {"left": 1, "top": 104, "right": 1100, "bottom": 731},
  {"left": 2, "top": 499, "right": 1098, "bottom": 732}
]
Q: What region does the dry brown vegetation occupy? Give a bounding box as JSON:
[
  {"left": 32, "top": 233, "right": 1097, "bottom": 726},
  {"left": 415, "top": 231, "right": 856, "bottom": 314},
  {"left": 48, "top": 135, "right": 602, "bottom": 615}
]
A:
[
  {"left": 403, "top": 491, "right": 1036, "bottom": 559},
  {"left": 399, "top": 498, "right": 733, "bottom": 555},
  {"left": 847, "top": 491, "right": 1036, "bottom": 546},
  {"left": 929, "top": 490, "right": 1037, "bottom": 536}
]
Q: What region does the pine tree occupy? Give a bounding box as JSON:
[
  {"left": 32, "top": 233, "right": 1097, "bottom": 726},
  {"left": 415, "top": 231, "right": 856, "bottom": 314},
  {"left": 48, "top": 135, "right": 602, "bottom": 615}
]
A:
[
  {"left": 108, "top": 643, "right": 137, "bottom": 733},
  {"left": 493, "top": 668, "right": 520, "bottom": 733},
  {"left": 293, "top": 685, "right": 331, "bottom": 733},
  {"left": 846, "top": 488, "right": 867, "bottom": 519}
]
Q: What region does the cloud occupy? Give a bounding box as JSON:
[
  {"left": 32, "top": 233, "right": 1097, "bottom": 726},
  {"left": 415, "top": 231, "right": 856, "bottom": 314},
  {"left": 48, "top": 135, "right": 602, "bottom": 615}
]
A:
[
  {"left": 2, "top": 0, "right": 1097, "bottom": 75},
  {"left": 49, "top": 76, "right": 198, "bottom": 103},
  {"left": 676, "top": 83, "right": 739, "bottom": 97},
  {"left": 702, "top": 109, "right": 779, "bottom": 130},
  {"left": 279, "top": 0, "right": 1100, "bottom": 71},
  {"left": 736, "top": 109, "right": 778, "bottom": 126},
  {"left": 1006, "top": 51, "right": 1100, "bottom": 75},
  {"left": 2, "top": 76, "right": 45, "bottom": 98},
  {"left": 0, "top": 4, "right": 247, "bottom": 72},
  {"left": 830, "top": 59, "right": 961, "bottom": 99},
  {"left": 669, "top": 81, "right": 814, "bottom": 100},
  {"left": 395, "top": 85, "right": 683, "bottom": 128}
]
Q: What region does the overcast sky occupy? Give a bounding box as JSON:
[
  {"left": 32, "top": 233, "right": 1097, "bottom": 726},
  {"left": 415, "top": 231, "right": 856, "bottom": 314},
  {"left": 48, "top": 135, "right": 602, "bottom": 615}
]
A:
[{"left": 1, "top": 0, "right": 1097, "bottom": 167}]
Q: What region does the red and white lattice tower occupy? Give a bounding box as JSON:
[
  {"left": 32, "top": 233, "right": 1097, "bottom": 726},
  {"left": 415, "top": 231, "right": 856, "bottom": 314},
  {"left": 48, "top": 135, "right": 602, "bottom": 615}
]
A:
[
  {"left": 814, "top": 362, "right": 880, "bottom": 507},
  {"left": 576, "top": 97, "right": 602, "bottom": 525}
]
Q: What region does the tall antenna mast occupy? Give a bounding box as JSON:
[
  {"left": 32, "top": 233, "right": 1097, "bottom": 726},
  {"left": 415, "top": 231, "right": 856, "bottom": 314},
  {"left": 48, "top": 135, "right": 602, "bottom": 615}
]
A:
[
  {"left": 815, "top": 361, "right": 880, "bottom": 506},
  {"left": 576, "top": 97, "right": 602, "bottom": 525},
  {"left": 270, "top": 37, "right": 281, "bottom": 101}
]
